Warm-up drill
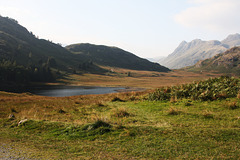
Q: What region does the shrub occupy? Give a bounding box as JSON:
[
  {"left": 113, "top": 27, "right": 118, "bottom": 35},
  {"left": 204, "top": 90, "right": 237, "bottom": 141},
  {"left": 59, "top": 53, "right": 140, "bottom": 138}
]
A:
[{"left": 148, "top": 76, "right": 240, "bottom": 101}]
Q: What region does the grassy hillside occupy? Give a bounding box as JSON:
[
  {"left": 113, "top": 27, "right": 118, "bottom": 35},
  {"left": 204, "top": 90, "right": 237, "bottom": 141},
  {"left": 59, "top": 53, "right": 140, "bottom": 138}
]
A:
[
  {"left": 0, "top": 76, "right": 240, "bottom": 159},
  {"left": 66, "top": 43, "right": 170, "bottom": 72},
  {"left": 188, "top": 46, "right": 240, "bottom": 75}
]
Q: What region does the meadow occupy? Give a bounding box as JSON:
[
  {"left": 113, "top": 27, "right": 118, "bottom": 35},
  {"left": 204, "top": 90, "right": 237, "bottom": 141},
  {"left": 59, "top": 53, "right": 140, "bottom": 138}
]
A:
[{"left": 0, "top": 70, "right": 239, "bottom": 159}]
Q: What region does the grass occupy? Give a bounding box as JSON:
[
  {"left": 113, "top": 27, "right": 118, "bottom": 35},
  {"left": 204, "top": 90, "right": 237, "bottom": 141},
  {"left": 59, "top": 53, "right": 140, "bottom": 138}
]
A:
[
  {"left": 111, "top": 107, "right": 131, "bottom": 118},
  {"left": 60, "top": 69, "right": 221, "bottom": 88},
  {"left": 1, "top": 89, "right": 240, "bottom": 159},
  {"left": 1, "top": 72, "right": 239, "bottom": 159},
  {"left": 168, "top": 107, "right": 183, "bottom": 115}
]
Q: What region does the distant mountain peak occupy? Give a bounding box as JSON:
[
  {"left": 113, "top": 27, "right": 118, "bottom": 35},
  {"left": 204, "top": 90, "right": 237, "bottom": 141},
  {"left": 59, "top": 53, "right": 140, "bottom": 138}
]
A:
[
  {"left": 179, "top": 40, "right": 187, "bottom": 45},
  {"left": 221, "top": 33, "right": 240, "bottom": 45},
  {"left": 223, "top": 33, "right": 240, "bottom": 41},
  {"left": 159, "top": 33, "right": 240, "bottom": 69}
]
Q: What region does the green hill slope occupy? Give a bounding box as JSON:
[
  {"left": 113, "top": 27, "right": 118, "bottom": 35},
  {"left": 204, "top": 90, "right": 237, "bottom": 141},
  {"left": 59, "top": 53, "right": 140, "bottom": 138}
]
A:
[
  {"left": 188, "top": 46, "right": 240, "bottom": 75},
  {"left": 66, "top": 43, "right": 170, "bottom": 72}
]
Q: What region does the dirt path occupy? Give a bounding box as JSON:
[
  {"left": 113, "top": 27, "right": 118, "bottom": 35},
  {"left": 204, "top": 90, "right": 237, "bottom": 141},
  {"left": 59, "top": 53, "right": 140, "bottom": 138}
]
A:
[{"left": 0, "top": 143, "right": 33, "bottom": 160}]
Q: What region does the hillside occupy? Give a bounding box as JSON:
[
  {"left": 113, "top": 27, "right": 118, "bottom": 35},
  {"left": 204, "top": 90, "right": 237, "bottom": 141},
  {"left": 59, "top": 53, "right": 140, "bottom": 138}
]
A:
[
  {"left": 189, "top": 46, "right": 240, "bottom": 75},
  {"left": 0, "top": 16, "right": 170, "bottom": 84},
  {"left": 0, "top": 16, "right": 81, "bottom": 71},
  {"left": 0, "top": 16, "right": 89, "bottom": 84},
  {"left": 159, "top": 33, "right": 240, "bottom": 69},
  {"left": 66, "top": 43, "right": 170, "bottom": 72}
]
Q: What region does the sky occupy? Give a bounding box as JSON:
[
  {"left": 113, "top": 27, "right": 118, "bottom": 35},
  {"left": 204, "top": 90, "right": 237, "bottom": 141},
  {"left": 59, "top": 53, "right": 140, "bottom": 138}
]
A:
[{"left": 0, "top": 0, "right": 240, "bottom": 58}]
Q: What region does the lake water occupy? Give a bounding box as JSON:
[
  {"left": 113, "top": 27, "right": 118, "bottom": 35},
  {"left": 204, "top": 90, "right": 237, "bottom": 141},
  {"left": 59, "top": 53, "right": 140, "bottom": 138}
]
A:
[{"left": 30, "top": 85, "right": 125, "bottom": 97}]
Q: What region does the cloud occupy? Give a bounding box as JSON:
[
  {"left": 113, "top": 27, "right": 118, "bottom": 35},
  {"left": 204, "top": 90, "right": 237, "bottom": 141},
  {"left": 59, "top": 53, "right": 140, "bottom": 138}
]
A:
[{"left": 174, "top": 0, "right": 240, "bottom": 32}]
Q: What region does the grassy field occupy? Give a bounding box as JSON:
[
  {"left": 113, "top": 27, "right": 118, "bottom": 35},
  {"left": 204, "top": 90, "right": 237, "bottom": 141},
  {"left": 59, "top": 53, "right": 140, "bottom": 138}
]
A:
[
  {"left": 1, "top": 71, "right": 239, "bottom": 159},
  {"left": 59, "top": 68, "right": 221, "bottom": 88}
]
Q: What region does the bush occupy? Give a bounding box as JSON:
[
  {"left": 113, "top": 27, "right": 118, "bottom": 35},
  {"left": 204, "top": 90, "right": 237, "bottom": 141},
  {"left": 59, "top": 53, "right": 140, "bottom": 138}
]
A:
[{"left": 148, "top": 76, "right": 240, "bottom": 101}]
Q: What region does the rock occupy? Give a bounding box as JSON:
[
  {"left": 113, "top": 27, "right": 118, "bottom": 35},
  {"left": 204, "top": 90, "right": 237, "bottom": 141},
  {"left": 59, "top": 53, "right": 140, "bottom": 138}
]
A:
[{"left": 18, "top": 119, "right": 28, "bottom": 126}]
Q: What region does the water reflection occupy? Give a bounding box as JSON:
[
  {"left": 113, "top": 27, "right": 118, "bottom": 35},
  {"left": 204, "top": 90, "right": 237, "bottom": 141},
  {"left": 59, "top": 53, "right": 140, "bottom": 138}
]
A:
[{"left": 31, "top": 85, "right": 125, "bottom": 97}]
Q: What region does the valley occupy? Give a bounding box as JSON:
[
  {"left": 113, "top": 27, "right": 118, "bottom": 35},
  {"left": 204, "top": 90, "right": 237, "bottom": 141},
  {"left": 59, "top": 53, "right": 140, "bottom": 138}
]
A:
[
  {"left": 0, "top": 15, "right": 240, "bottom": 159},
  {"left": 1, "top": 75, "right": 240, "bottom": 159}
]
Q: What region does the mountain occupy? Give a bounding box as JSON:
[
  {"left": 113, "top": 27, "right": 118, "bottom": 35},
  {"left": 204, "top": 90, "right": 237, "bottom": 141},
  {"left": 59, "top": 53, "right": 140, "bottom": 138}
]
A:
[
  {"left": 0, "top": 16, "right": 83, "bottom": 71},
  {"left": 188, "top": 46, "right": 240, "bottom": 75},
  {"left": 0, "top": 16, "right": 170, "bottom": 84},
  {"left": 221, "top": 33, "right": 240, "bottom": 47},
  {"left": 66, "top": 43, "right": 170, "bottom": 72},
  {"left": 159, "top": 33, "right": 240, "bottom": 69}
]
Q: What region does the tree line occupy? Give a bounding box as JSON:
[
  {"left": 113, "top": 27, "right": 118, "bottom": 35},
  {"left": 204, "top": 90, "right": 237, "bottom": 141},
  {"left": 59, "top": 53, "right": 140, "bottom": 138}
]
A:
[{"left": 0, "top": 59, "right": 57, "bottom": 83}]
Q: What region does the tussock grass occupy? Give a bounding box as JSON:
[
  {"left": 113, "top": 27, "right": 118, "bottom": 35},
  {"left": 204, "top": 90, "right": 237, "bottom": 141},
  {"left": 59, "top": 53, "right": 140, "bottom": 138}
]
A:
[
  {"left": 237, "top": 92, "right": 240, "bottom": 99},
  {"left": 227, "top": 101, "right": 239, "bottom": 110},
  {"left": 111, "top": 97, "right": 125, "bottom": 102},
  {"left": 167, "top": 107, "right": 183, "bottom": 115},
  {"left": 202, "top": 110, "right": 214, "bottom": 119},
  {"left": 58, "top": 109, "right": 66, "bottom": 113},
  {"left": 111, "top": 107, "right": 131, "bottom": 118}
]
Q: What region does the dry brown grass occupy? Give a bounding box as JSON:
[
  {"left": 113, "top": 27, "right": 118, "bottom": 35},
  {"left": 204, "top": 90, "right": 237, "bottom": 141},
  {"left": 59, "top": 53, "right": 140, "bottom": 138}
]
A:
[
  {"left": 0, "top": 69, "right": 222, "bottom": 124},
  {"left": 168, "top": 107, "right": 183, "bottom": 115},
  {"left": 0, "top": 90, "right": 142, "bottom": 123},
  {"left": 111, "top": 107, "right": 131, "bottom": 118},
  {"left": 227, "top": 101, "right": 239, "bottom": 110},
  {"left": 202, "top": 110, "right": 214, "bottom": 119},
  {"left": 61, "top": 69, "right": 221, "bottom": 89}
]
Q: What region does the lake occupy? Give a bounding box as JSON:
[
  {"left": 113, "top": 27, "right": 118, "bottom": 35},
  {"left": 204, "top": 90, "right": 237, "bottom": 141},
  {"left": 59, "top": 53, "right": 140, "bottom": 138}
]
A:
[{"left": 30, "top": 85, "right": 125, "bottom": 97}]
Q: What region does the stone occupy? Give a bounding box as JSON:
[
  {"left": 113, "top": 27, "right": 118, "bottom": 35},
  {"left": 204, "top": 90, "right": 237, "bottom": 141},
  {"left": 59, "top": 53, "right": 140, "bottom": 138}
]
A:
[{"left": 18, "top": 119, "right": 28, "bottom": 126}]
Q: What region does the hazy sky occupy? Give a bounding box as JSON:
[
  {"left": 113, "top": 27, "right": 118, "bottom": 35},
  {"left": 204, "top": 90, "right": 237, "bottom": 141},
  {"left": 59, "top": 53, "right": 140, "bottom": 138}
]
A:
[{"left": 0, "top": 0, "right": 240, "bottom": 58}]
